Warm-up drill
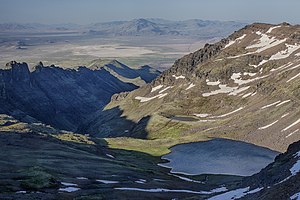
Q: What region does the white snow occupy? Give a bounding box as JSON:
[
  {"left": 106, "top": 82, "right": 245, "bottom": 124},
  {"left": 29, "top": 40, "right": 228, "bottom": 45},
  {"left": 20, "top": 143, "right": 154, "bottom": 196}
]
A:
[
  {"left": 287, "top": 72, "right": 300, "bottom": 83},
  {"left": 290, "top": 160, "right": 300, "bottom": 176},
  {"left": 258, "top": 60, "right": 268, "bottom": 66},
  {"left": 246, "top": 32, "right": 287, "bottom": 53},
  {"left": 208, "top": 187, "right": 263, "bottom": 200},
  {"left": 261, "top": 101, "right": 281, "bottom": 109},
  {"left": 16, "top": 191, "right": 27, "bottom": 194},
  {"left": 258, "top": 120, "right": 278, "bottom": 130},
  {"left": 266, "top": 25, "right": 281, "bottom": 33},
  {"left": 59, "top": 187, "right": 80, "bottom": 192},
  {"left": 151, "top": 85, "right": 163, "bottom": 92},
  {"left": 224, "top": 34, "right": 247, "bottom": 48},
  {"left": 158, "top": 93, "right": 168, "bottom": 99},
  {"left": 194, "top": 113, "right": 210, "bottom": 118},
  {"left": 106, "top": 154, "right": 115, "bottom": 159},
  {"left": 281, "top": 113, "right": 290, "bottom": 118},
  {"left": 228, "top": 86, "right": 250, "bottom": 96},
  {"left": 290, "top": 192, "right": 300, "bottom": 200},
  {"left": 203, "top": 84, "right": 237, "bottom": 97},
  {"left": 243, "top": 72, "right": 257, "bottom": 77},
  {"left": 115, "top": 187, "right": 227, "bottom": 195},
  {"left": 242, "top": 92, "right": 253, "bottom": 98},
  {"left": 276, "top": 100, "right": 291, "bottom": 107},
  {"left": 172, "top": 75, "right": 185, "bottom": 79},
  {"left": 135, "top": 179, "right": 146, "bottom": 184},
  {"left": 206, "top": 79, "right": 221, "bottom": 86},
  {"left": 159, "top": 86, "right": 173, "bottom": 93},
  {"left": 135, "top": 93, "right": 168, "bottom": 102},
  {"left": 285, "top": 129, "right": 299, "bottom": 138},
  {"left": 270, "top": 44, "right": 300, "bottom": 60},
  {"left": 209, "top": 107, "right": 244, "bottom": 118},
  {"left": 61, "top": 182, "right": 78, "bottom": 187},
  {"left": 282, "top": 119, "right": 300, "bottom": 132},
  {"left": 251, "top": 92, "right": 257, "bottom": 96},
  {"left": 270, "top": 62, "right": 294, "bottom": 72},
  {"left": 76, "top": 177, "right": 88, "bottom": 180},
  {"left": 231, "top": 73, "right": 268, "bottom": 85},
  {"left": 97, "top": 180, "right": 120, "bottom": 184},
  {"left": 186, "top": 83, "right": 195, "bottom": 90},
  {"left": 171, "top": 174, "right": 204, "bottom": 184}
]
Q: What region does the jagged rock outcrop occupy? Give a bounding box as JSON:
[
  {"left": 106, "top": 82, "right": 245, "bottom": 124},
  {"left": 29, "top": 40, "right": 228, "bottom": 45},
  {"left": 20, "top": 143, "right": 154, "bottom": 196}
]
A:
[{"left": 0, "top": 60, "right": 159, "bottom": 131}]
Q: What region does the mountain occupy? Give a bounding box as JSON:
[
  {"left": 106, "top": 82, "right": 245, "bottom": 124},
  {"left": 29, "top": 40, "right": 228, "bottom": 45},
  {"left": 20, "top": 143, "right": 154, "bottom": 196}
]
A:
[
  {"left": 0, "top": 60, "right": 159, "bottom": 131},
  {"left": 87, "top": 18, "right": 246, "bottom": 38},
  {"left": 83, "top": 23, "right": 300, "bottom": 153}
]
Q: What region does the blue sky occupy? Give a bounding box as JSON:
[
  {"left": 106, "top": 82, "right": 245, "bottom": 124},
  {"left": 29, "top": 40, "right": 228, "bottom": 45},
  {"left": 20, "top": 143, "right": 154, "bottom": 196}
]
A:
[{"left": 0, "top": 0, "right": 299, "bottom": 24}]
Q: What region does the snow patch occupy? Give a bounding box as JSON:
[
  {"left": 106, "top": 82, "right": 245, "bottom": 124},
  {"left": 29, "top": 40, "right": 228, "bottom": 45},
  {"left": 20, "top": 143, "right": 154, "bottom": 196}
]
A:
[
  {"left": 76, "top": 177, "right": 88, "bottom": 180},
  {"left": 16, "top": 191, "right": 27, "bottom": 194},
  {"left": 242, "top": 92, "right": 253, "bottom": 98},
  {"left": 208, "top": 187, "right": 263, "bottom": 200},
  {"left": 266, "top": 25, "right": 281, "bottom": 33},
  {"left": 172, "top": 75, "right": 185, "bottom": 79},
  {"left": 61, "top": 182, "right": 78, "bottom": 187},
  {"left": 224, "top": 34, "right": 247, "bottom": 48},
  {"left": 290, "top": 160, "right": 300, "bottom": 176},
  {"left": 270, "top": 44, "right": 300, "bottom": 60},
  {"left": 290, "top": 192, "right": 300, "bottom": 200},
  {"left": 106, "top": 154, "right": 115, "bottom": 159},
  {"left": 246, "top": 32, "right": 287, "bottom": 53},
  {"left": 281, "top": 113, "right": 290, "bottom": 118},
  {"left": 115, "top": 187, "right": 227, "bottom": 195},
  {"left": 209, "top": 107, "right": 244, "bottom": 118},
  {"left": 286, "top": 129, "right": 299, "bottom": 138},
  {"left": 282, "top": 119, "right": 300, "bottom": 132},
  {"left": 270, "top": 62, "right": 293, "bottom": 72},
  {"left": 276, "top": 100, "right": 291, "bottom": 107},
  {"left": 159, "top": 86, "right": 173, "bottom": 93},
  {"left": 186, "top": 83, "right": 195, "bottom": 90},
  {"left": 261, "top": 101, "right": 281, "bottom": 109},
  {"left": 258, "top": 120, "right": 278, "bottom": 130},
  {"left": 243, "top": 72, "right": 257, "bottom": 77},
  {"left": 151, "top": 85, "right": 163, "bottom": 92},
  {"left": 206, "top": 79, "right": 221, "bottom": 86},
  {"left": 287, "top": 72, "right": 300, "bottom": 83},
  {"left": 97, "top": 180, "right": 119, "bottom": 184},
  {"left": 135, "top": 93, "right": 168, "bottom": 102},
  {"left": 171, "top": 174, "right": 204, "bottom": 184},
  {"left": 59, "top": 187, "right": 80, "bottom": 192},
  {"left": 194, "top": 113, "right": 210, "bottom": 118}
]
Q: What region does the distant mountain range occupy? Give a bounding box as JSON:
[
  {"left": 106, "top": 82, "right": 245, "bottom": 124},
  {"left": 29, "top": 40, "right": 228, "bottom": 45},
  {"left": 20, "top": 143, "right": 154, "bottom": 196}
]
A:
[{"left": 0, "top": 18, "right": 246, "bottom": 38}]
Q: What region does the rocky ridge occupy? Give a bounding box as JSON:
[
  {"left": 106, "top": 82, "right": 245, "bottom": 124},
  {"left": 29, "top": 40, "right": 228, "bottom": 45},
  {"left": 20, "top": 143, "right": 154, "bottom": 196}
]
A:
[
  {"left": 85, "top": 23, "right": 300, "bottom": 152},
  {"left": 0, "top": 60, "right": 159, "bottom": 131}
]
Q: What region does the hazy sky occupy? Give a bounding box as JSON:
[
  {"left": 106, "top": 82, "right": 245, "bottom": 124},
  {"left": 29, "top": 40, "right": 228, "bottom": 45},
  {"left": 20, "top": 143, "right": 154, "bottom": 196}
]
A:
[{"left": 0, "top": 0, "right": 300, "bottom": 24}]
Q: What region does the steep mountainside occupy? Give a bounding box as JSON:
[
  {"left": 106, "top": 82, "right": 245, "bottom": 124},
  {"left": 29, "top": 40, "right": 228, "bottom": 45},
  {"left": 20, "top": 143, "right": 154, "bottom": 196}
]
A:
[
  {"left": 84, "top": 23, "right": 300, "bottom": 152},
  {"left": 0, "top": 60, "right": 159, "bottom": 131}
]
